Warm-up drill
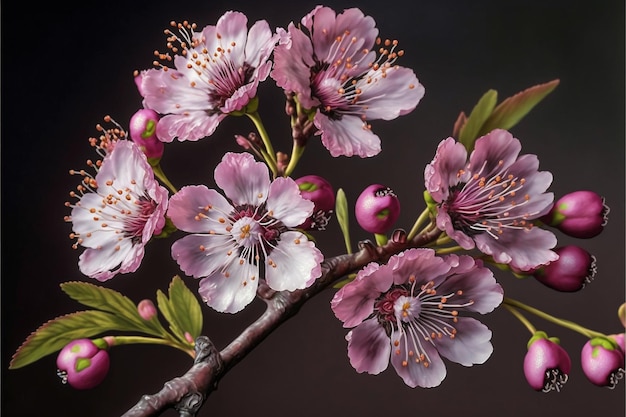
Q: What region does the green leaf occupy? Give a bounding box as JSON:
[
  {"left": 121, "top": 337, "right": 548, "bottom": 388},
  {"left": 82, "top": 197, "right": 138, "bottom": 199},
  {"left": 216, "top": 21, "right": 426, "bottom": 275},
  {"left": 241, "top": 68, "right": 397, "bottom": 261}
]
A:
[
  {"left": 10, "top": 310, "right": 138, "bottom": 369},
  {"left": 156, "top": 276, "right": 203, "bottom": 344},
  {"left": 60, "top": 281, "right": 166, "bottom": 337},
  {"left": 458, "top": 89, "right": 498, "bottom": 151},
  {"left": 335, "top": 188, "right": 352, "bottom": 254},
  {"left": 478, "top": 79, "right": 560, "bottom": 136}
]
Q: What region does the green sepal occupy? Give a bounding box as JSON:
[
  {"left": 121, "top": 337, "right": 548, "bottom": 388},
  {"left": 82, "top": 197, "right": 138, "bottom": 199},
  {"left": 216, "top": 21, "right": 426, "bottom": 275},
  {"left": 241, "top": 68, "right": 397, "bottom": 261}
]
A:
[
  {"left": 141, "top": 119, "right": 157, "bottom": 139},
  {"left": 527, "top": 330, "right": 549, "bottom": 349},
  {"left": 423, "top": 191, "right": 438, "bottom": 216},
  {"left": 458, "top": 89, "right": 498, "bottom": 152},
  {"left": 10, "top": 310, "right": 142, "bottom": 369},
  {"left": 75, "top": 358, "right": 91, "bottom": 372},
  {"left": 154, "top": 217, "right": 178, "bottom": 239},
  {"left": 298, "top": 181, "right": 318, "bottom": 192},
  {"left": 156, "top": 276, "right": 203, "bottom": 346},
  {"left": 60, "top": 281, "right": 168, "bottom": 338},
  {"left": 335, "top": 188, "right": 352, "bottom": 254},
  {"left": 333, "top": 273, "right": 357, "bottom": 289},
  {"left": 590, "top": 336, "right": 619, "bottom": 351},
  {"left": 478, "top": 79, "right": 560, "bottom": 137}
]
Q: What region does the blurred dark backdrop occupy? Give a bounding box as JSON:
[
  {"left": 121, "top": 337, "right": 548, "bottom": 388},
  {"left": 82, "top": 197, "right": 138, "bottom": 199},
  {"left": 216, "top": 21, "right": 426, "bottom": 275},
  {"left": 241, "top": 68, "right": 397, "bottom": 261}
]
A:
[{"left": 2, "top": 1, "right": 624, "bottom": 416}]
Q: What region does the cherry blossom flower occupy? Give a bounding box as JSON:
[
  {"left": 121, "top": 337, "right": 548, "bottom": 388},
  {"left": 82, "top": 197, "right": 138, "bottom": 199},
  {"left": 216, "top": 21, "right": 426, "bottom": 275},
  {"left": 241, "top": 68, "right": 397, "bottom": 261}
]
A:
[
  {"left": 331, "top": 248, "right": 503, "bottom": 388},
  {"left": 138, "top": 11, "right": 278, "bottom": 142},
  {"left": 168, "top": 152, "right": 323, "bottom": 313},
  {"left": 271, "top": 6, "right": 425, "bottom": 158},
  {"left": 424, "top": 129, "right": 558, "bottom": 271},
  {"left": 66, "top": 139, "right": 169, "bottom": 281}
]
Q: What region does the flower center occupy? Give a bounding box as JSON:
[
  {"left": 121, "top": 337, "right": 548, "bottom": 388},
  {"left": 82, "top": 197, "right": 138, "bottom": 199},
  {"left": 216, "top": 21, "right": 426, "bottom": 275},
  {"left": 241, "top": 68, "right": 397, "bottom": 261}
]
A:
[
  {"left": 231, "top": 217, "right": 263, "bottom": 247},
  {"left": 446, "top": 160, "right": 538, "bottom": 238}
]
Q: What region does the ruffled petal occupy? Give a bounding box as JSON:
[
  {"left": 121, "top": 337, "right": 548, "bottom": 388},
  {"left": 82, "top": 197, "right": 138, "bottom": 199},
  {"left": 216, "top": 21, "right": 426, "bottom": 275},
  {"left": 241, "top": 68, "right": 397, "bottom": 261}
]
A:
[
  {"left": 171, "top": 234, "right": 237, "bottom": 278},
  {"left": 244, "top": 20, "right": 277, "bottom": 68},
  {"left": 78, "top": 239, "right": 137, "bottom": 281},
  {"left": 331, "top": 262, "right": 384, "bottom": 328},
  {"left": 474, "top": 226, "right": 558, "bottom": 271},
  {"left": 432, "top": 317, "right": 494, "bottom": 366},
  {"left": 346, "top": 318, "right": 391, "bottom": 374},
  {"left": 389, "top": 248, "right": 451, "bottom": 286},
  {"left": 167, "top": 185, "right": 233, "bottom": 233},
  {"left": 470, "top": 129, "right": 522, "bottom": 175},
  {"left": 389, "top": 329, "right": 447, "bottom": 388},
  {"left": 197, "top": 265, "right": 258, "bottom": 313},
  {"left": 156, "top": 112, "right": 225, "bottom": 143},
  {"left": 266, "top": 177, "right": 313, "bottom": 227},
  {"left": 424, "top": 137, "right": 467, "bottom": 203},
  {"left": 315, "top": 113, "right": 381, "bottom": 157},
  {"left": 264, "top": 231, "right": 322, "bottom": 291},
  {"left": 360, "top": 66, "right": 425, "bottom": 120},
  {"left": 436, "top": 255, "right": 504, "bottom": 314},
  {"left": 214, "top": 152, "right": 270, "bottom": 206}
]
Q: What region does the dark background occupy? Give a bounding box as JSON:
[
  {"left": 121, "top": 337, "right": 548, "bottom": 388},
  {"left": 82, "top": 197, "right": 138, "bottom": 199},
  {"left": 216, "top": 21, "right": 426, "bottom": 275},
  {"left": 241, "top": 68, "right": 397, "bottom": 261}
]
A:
[{"left": 2, "top": 1, "right": 624, "bottom": 416}]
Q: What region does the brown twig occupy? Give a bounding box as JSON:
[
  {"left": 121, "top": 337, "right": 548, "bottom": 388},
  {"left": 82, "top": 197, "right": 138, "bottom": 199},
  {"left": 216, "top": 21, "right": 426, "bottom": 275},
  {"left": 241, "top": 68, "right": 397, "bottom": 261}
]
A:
[{"left": 121, "top": 227, "right": 440, "bottom": 416}]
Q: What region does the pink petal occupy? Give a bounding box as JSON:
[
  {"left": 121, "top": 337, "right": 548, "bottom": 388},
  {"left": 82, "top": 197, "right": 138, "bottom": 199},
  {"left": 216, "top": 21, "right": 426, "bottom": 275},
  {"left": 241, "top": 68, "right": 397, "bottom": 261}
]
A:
[
  {"left": 315, "top": 113, "right": 381, "bottom": 157},
  {"left": 432, "top": 317, "right": 494, "bottom": 366},
  {"left": 361, "top": 66, "right": 425, "bottom": 120},
  {"left": 167, "top": 185, "right": 233, "bottom": 233},
  {"left": 197, "top": 264, "right": 258, "bottom": 313},
  {"left": 264, "top": 231, "right": 323, "bottom": 291},
  {"left": 389, "top": 329, "right": 447, "bottom": 388},
  {"left": 346, "top": 318, "right": 391, "bottom": 374},
  {"left": 266, "top": 177, "right": 314, "bottom": 227},
  {"left": 214, "top": 152, "right": 270, "bottom": 206},
  {"left": 171, "top": 234, "right": 237, "bottom": 278}
]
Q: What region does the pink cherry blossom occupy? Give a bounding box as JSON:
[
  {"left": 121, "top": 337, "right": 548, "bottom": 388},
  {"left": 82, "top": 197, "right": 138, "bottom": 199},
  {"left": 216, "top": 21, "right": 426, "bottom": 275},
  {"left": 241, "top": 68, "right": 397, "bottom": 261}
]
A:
[
  {"left": 168, "top": 152, "right": 323, "bottom": 313},
  {"left": 66, "top": 140, "right": 169, "bottom": 281},
  {"left": 424, "top": 129, "right": 558, "bottom": 271},
  {"left": 138, "top": 12, "right": 278, "bottom": 142},
  {"left": 271, "top": 6, "right": 424, "bottom": 158},
  {"left": 331, "top": 248, "right": 503, "bottom": 388}
]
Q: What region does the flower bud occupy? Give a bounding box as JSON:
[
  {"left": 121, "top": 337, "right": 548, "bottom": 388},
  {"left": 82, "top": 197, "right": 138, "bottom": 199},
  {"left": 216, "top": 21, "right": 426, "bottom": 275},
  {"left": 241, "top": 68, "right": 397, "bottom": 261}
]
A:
[
  {"left": 523, "top": 332, "right": 571, "bottom": 392},
  {"left": 56, "top": 339, "right": 110, "bottom": 390},
  {"left": 532, "top": 245, "right": 596, "bottom": 292},
  {"left": 295, "top": 175, "right": 335, "bottom": 230},
  {"left": 137, "top": 299, "right": 157, "bottom": 320},
  {"left": 580, "top": 336, "right": 625, "bottom": 388},
  {"left": 355, "top": 184, "right": 401, "bottom": 234},
  {"left": 541, "top": 190, "right": 609, "bottom": 238},
  {"left": 129, "top": 109, "right": 164, "bottom": 160}
]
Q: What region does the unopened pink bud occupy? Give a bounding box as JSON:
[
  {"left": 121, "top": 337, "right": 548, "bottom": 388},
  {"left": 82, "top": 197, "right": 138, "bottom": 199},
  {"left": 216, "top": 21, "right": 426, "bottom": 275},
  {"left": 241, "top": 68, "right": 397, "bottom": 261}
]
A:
[
  {"left": 533, "top": 245, "right": 596, "bottom": 292},
  {"left": 295, "top": 175, "right": 335, "bottom": 230},
  {"left": 581, "top": 336, "right": 625, "bottom": 388},
  {"left": 355, "top": 184, "right": 401, "bottom": 234},
  {"left": 129, "top": 109, "right": 164, "bottom": 160},
  {"left": 541, "top": 190, "right": 609, "bottom": 238},
  {"left": 137, "top": 299, "right": 157, "bottom": 320},
  {"left": 56, "top": 339, "right": 110, "bottom": 390},
  {"left": 523, "top": 332, "right": 571, "bottom": 392}
]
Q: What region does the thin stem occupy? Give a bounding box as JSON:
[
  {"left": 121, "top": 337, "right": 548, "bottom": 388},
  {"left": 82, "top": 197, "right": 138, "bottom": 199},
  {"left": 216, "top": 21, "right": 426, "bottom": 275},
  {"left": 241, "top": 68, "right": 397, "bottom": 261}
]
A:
[
  {"left": 503, "top": 297, "right": 605, "bottom": 339},
  {"left": 247, "top": 112, "right": 278, "bottom": 176},
  {"left": 374, "top": 233, "right": 388, "bottom": 246},
  {"left": 109, "top": 335, "right": 195, "bottom": 358},
  {"left": 152, "top": 163, "right": 178, "bottom": 194},
  {"left": 503, "top": 304, "right": 536, "bottom": 334},
  {"left": 407, "top": 208, "right": 430, "bottom": 240},
  {"left": 434, "top": 245, "right": 463, "bottom": 255},
  {"left": 284, "top": 141, "right": 305, "bottom": 177}
]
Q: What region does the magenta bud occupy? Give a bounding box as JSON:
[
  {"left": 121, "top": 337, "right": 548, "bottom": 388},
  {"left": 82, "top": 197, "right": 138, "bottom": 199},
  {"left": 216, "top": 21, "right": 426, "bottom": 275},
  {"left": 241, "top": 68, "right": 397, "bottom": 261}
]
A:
[
  {"left": 137, "top": 299, "right": 157, "bottom": 320},
  {"left": 56, "top": 339, "right": 110, "bottom": 390},
  {"left": 295, "top": 175, "right": 335, "bottom": 230},
  {"left": 533, "top": 245, "right": 596, "bottom": 292},
  {"left": 523, "top": 332, "right": 571, "bottom": 392},
  {"left": 355, "top": 184, "right": 400, "bottom": 234},
  {"left": 581, "top": 336, "right": 625, "bottom": 388},
  {"left": 610, "top": 333, "right": 625, "bottom": 352},
  {"left": 129, "top": 109, "right": 164, "bottom": 160},
  {"left": 541, "top": 190, "right": 609, "bottom": 238}
]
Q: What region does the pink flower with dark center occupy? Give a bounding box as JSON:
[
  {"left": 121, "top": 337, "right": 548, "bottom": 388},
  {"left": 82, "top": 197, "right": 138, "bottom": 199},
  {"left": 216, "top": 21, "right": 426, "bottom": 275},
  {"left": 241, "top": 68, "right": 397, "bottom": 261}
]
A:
[
  {"left": 271, "top": 6, "right": 425, "bottom": 158},
  {"left": 168, "top": 152, "right": 323, "bottom": 313},
  {"left": 425, "top": 129, "right": 558, "bottom": 271},
  {"left": 331, "top": 248, "right": 503, "bottom": 388},
  {"left": 138, "top": 12, "right": 278, "bottom": 142},
  {"left": 65, "top": 138, "right": 168, "bottom": 281}
]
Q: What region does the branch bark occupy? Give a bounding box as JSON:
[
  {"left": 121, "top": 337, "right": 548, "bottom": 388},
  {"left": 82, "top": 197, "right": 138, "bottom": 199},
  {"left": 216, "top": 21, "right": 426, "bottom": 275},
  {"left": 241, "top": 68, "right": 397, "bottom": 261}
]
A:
[{"left": 122, "top": 227, "right": 440, "bottom": 416}]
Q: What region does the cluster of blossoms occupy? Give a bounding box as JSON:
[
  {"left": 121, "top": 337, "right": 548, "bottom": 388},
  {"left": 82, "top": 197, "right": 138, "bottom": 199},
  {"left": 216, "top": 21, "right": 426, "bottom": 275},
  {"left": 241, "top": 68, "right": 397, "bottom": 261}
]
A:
[{"left": 51, "top": 5, "right": 623, "bottom": 402}]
